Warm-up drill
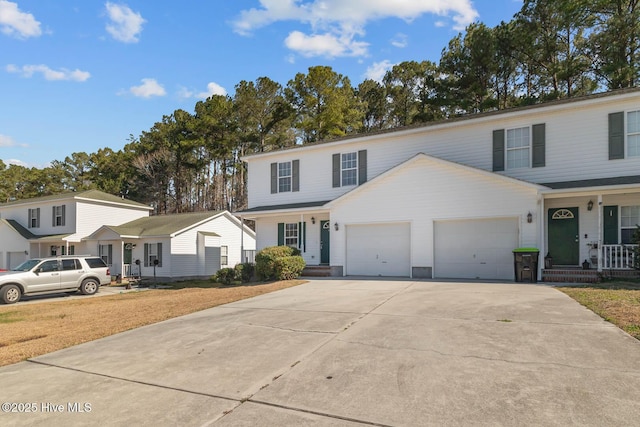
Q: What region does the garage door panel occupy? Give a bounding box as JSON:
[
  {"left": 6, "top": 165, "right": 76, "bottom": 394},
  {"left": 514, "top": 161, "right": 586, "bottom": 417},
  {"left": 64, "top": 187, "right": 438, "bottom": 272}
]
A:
[
  {"left": 435, "top": 218, "right": 518, "bottom": 280},
  {"left": 346, "top": 223, "right": 410, "bottom": 277}
]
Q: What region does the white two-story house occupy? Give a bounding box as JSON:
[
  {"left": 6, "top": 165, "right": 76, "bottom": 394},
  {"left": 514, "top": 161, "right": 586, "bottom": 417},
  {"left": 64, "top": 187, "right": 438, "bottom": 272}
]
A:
[
  {"left": 237, "top": 88, "right": 640, "bottom": 282},
  {"left": 0, "top": 190, "right": 256, "bottom": 280}
]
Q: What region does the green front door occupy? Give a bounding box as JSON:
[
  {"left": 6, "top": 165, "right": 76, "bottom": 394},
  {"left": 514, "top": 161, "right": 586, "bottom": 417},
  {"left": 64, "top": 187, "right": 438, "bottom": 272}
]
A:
[
  {"left": 548, "top": 207, "right": 579, "bottom": 265},
  {"left": 320, "top": 220, "right": 330, "bottom": 265}
]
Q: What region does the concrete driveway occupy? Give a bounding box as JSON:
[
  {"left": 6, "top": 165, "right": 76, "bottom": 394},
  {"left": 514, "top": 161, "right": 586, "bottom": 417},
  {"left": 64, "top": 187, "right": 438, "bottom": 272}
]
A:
[{"left": 1, "top": 279, "right": 640, "bottom": 426}]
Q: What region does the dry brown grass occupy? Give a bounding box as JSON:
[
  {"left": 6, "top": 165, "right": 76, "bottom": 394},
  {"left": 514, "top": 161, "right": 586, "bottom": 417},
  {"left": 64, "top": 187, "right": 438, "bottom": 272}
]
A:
[
  {"left": 559, "top": 282, "right": 640, "bottom": 340},
  {"left": 0, "top": 280, "right": 305, "bottom": 367}
]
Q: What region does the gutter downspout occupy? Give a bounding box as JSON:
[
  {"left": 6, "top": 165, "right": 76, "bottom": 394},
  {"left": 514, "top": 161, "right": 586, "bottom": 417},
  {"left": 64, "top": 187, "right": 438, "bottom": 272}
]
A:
[{"left": 240, "top": 216, "right": 244, "bottom": 263}]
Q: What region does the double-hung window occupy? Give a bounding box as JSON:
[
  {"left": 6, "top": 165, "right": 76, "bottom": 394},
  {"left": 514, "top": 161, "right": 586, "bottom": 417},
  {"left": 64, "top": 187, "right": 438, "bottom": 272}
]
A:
[
  {"left": 506, "top": 127, "right": 530, "bottom": 169},
  {"left": 221, "top": 245, "right": 228, "bottom": 266},
  {"left": 278, "top": 162, "right": 292, "bottom": 192},
  {"left": 53, "top": 205, "right": 65, "bottom": 226},
  {"left": 99, "top": 244, "right": 112, "bottom": 266},
  {"left": 144, "top": 243, "right": 163, "bottom": 267},
  {"left": 341, "top": 152, "right": 358, "bottom": 186},
  {"left": 284, "top": 223, "right": 298, "bottom": 248},
  {"left": 28, "top": 208, "right": 40, "bottom": 228},
  {"left": 621, "top": 206, "right": 640, "bottom": 244},
  {"left": 628, "top": 110, "right": 640, "bottom": 157}
]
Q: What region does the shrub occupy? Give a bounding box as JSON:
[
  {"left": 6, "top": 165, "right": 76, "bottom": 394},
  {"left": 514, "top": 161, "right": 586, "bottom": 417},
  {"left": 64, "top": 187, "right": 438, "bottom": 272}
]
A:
[
  {"left": 273, "top": 256, "right": 306, "bottom": 280},
  {"left": 214, "top": 268, "right": 237, "bottom": 286},
  {"left": 255, "top": 246, "right": 301, "bottom": 280},
  {"left": 235, "top": 262, "right": 255, "bottom": 283}
]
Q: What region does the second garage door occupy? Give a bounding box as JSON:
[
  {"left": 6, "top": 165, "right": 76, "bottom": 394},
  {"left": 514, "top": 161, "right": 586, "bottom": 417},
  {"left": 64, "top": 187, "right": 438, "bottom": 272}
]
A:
[
  {"left": 346, "top": 223, "right": 410, "bottom": 277},
  {"left": 434, "top": 218, "right": 519, "bottom": 280}
]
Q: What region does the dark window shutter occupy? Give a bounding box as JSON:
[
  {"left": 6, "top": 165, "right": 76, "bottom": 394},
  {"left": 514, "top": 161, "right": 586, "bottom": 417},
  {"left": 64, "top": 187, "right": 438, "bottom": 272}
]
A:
[
  {"left": 298, "top": 222, "right": 302, "bottom": 249},
  {"left": 277, "top": 223, "right": 284, "bottom": 246},
  {"left": 332, "top": 153, "right": 340, "bottom": 187},
  {"left": 270, "top": 162, "right": 278, "bottom": 193},
  {"left": 61, "top": 205, "right": 66, "bottom": 226},
  {"left": 292, "top": 159, "right": 300, "bottom": 192},
  {"left": 36, "top": 208, "right": 40, "bottom": 228},
  {"left": 358, "top": 150, "right": 367, "bottom": 185},
  {"left": 144, "top": 243, "right": 149, "bottom": 267},
  {"left": 532, "top": 123, "right": 546, "bottom": 168},
  {"left": 108, "top": 244, "right": 113, "bottom": 265},
  {"left": 492, "top": 129, "right": 505, "bottom": 171},
  {"left": 609, "top": 112, "right": 624, "bottom": 160},
  {"left": 27, "top": 209, "right": 31, "bottom": 229},
  {"left": 52, "top": 206, "right": 56, "bottom": 226},
  {"left": 157, "top": 243, "right": 162, "bottom": 267},
  {"left": 603, "top": 206, "right": 619, "bottom": 244},
  {"left": 303, "top": 221, "right": 306, "bottom": 252}
]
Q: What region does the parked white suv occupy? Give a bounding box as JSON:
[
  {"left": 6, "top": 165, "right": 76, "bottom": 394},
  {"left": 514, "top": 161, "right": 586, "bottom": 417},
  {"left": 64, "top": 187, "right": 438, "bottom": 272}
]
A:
[{"left": 0, "top": 256, "right": 111, "bottom": 304}]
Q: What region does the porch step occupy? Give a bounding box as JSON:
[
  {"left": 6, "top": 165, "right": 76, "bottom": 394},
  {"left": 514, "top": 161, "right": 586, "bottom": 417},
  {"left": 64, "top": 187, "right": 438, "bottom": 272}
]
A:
[
  {"left": 542, "top": 269, "right": 599, "bottom": 283},
  {"left": 302, "top": 266, "right": 332, "bottom": 277}
]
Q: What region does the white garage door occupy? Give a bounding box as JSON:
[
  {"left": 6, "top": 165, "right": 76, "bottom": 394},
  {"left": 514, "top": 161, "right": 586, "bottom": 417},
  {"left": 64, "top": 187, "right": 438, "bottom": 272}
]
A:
[
  {"left": 434, "top": 218, "right": 519, "bottom": 280},
  {"left": 346, "top": 223, "right": 410, "bottom": 277}
]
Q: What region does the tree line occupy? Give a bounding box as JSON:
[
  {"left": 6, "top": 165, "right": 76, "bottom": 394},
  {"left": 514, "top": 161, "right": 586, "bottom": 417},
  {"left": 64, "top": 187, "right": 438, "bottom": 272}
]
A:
[{"left": 2, "top": 0, "right": 638, "bottom": 213}]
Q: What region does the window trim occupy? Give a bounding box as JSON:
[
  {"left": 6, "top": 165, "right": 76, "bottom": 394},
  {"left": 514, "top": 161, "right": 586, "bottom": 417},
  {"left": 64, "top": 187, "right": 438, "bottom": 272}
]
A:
[
  {"left": 53, "top": 205, "right": 65, "bottom": 227},
  {"left": 620, "top": 205, "right": 640, "bottom": 244},
  {"left": 284, "top": 223, "right": 298, "bottom": 248},
  {"left": 341, "top": 152, "right": 358, "bottom": 186},
  {"left": 221, "top": 245, "right": 228, "bottom": 266},
  {"left": 278, "top": 161, "right": 292, "bottom": 193},
  {"left": 626, "top": 109, "right": 640, "bottom": 158},
  {"left": 505, "top": 126, "right": 531, "bottom": 170}
]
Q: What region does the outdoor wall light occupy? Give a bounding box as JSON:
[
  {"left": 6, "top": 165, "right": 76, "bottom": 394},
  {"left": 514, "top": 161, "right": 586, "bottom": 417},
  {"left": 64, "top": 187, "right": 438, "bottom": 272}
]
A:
[
  {"left": 527, "top": 212, "right": 533, "bottom": 223},
  {"left": 587, "top": 200, "right": 594, "bottom": 211},
  {"left": 311, "top": 217, "right": 316, "bottom": 224},
  {"left": 334, "top": 222, "right": 339, "bottom": 231}
]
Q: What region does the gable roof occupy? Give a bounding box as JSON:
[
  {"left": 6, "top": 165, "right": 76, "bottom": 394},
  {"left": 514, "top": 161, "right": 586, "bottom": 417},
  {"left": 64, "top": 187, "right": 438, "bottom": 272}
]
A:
[
  {"left": 99, "top": 211, "right": 226, "bottom": 238},
  {"left": 0, "top": 189, "right": 151, "bottom": 210},
  {"left": 327, "top": 153, "right": 547, "bottom": 208}
]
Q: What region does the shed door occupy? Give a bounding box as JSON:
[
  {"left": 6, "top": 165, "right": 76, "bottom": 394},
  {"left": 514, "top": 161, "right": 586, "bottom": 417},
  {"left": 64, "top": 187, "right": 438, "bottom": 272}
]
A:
[
  {"left": 346, "top": 223, "right": 410, "bottom": 277},
  {"left": 434, "top": 218, "right": 519, "bottom": 280}
]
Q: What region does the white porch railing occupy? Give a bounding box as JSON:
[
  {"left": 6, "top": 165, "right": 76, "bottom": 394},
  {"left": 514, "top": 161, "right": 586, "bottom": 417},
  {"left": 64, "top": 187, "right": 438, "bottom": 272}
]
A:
[{"left": 601, "top": 245, "right": 638, "bottom": 269}]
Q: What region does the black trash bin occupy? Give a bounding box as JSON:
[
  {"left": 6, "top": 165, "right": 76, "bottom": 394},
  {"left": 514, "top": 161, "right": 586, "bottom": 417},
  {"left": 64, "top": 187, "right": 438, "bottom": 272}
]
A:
[{"left": 513, "top": 248, "right": 540, "bottom": 283}]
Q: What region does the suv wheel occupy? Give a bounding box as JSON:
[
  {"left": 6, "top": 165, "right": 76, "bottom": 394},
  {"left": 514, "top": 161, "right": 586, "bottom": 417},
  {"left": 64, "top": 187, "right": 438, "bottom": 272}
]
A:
[
  {"left": 80, "top": 279, "right": 99, "bottom": 295},
  {"left": 1, "top": 284, "right": 21, "bottom": 304}
]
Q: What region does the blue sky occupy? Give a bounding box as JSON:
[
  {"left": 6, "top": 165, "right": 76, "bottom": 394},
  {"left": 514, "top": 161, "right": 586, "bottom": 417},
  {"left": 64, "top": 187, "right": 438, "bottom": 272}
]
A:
[{"left": 0, "top": 0, "right": 522, "bottom": 167}]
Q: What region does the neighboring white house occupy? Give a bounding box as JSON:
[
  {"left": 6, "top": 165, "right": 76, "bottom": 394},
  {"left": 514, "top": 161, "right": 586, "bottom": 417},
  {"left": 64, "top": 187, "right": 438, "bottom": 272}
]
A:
[
  {"left": 85, "top": 211, "right": 256, "bottom": 280},
  {"left": 0, "top": 190, "right": 256, "bottom": 279},
  {"left": 0, "top": 190, "right": 151, "bottom": 269},
  {"left": 237, "top": 88, "right": 640, "bottom": 281}
]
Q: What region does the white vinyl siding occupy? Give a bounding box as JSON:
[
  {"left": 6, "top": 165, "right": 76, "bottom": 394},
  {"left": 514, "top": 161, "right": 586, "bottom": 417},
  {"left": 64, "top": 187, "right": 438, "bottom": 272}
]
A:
[
  {"left": 506, "top": 127, "right": 530, "bottom": 169},
  {"left": 628, "top": 110, "right": 640, "bottom": 157},
  {"left": 246, "top": 92, "right": 640, "bottom": 209},
  {"left": 341, "top": 152, "right": 358, "bottom": 186},
  {"left": 278, "top": 162, "right": 292, "bottom": 193}
]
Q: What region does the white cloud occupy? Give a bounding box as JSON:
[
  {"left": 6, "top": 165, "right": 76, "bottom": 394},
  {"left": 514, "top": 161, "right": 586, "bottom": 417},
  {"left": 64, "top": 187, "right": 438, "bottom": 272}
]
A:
[
  {"left": 6, "top": 158, "right": 28, "bottom": 167},
  {"left": 285, "top": 30, "right": 368, "bottom": 58},
  {"left": 128, "top": 78, "right": 166, "bottom": 98},
  {"left": 435, "top": 20, "right": 447, "bottom": 28},
  {"left": 0, "top": 134, "right": 27, "bottom": 147},
  {"left": 196, "top": 82, "right": 227, "bottom": 99},
  {"left": 6, "top": 64, "right": 90, "bottom": 81},
  {"left": 105, "top": 2, "right": 145, "bottom": 43},
  {"left": 391, "top": 33, "right": 408, "bottom": 48},
  {"left": 364, "top": 60, "right": 395, "bottom": 82},
  {"left": 233, "top": 0, "right": 478, "bottom": 57},
  {"left": 0, "top": 0, "right": 41, "bottom": 39}
]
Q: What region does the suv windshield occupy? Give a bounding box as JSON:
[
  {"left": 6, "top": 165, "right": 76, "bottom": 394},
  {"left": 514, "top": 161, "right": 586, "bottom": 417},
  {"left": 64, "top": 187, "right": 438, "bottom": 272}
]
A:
[{"left": 13, "top": 259, "right": 42, "bottom": 272}]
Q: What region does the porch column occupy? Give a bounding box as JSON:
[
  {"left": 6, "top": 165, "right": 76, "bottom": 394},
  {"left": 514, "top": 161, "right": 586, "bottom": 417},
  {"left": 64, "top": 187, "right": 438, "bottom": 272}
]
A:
[
  {"left": 538, "top": 194, "right": 545, "bottom": 278},
  {"left": 597, "top": 194, "right": 603, "bottom": 272},
  {"left": 240, "top": 216, "right": 244, "bottom": 263}
]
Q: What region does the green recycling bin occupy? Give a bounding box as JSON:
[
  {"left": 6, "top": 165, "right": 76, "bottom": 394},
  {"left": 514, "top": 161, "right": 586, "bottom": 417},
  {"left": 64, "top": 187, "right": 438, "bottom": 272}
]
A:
[{"left": 513, "top": 248, "right": 540, "bottom": 283}]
